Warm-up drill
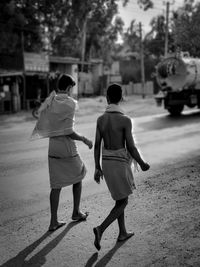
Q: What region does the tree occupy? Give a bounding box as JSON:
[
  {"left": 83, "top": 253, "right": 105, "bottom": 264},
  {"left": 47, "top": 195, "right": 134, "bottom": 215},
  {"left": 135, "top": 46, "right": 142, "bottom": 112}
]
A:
[
  {"left": 143, "top": 15, "right": 166, "bottom": 57},
  {"left": 172, "top": 0, "right": 200, "bottom": 57},
  {"left": 51, "top": 0, "right": 122, "bottom": 60},
  {"left": 0, "top": 0, "right": 45, "bottom": 54},
  {"left": 123, "top": 0, "right": 153, "bottom": 10},
  {"left": 0, "top": 0, "right": 155, "bottom": 59},
  {"left": 42, "top": 0, "right": 155, "bottom": 58},
  {"left": 0, "top": 0, "right": 24, "bottom": 54}
]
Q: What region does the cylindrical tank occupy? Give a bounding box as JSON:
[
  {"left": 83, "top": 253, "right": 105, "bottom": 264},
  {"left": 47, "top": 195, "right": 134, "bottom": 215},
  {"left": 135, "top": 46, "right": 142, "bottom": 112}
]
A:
[{"left": 156, "top": 54, "right": 200, "bottom": 91}]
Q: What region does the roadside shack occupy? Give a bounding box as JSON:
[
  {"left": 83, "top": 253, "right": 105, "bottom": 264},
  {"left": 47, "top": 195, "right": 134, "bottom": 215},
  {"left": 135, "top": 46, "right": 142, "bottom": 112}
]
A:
[
  {"left": 0, "top": 52, "right": 24, "bottom": 113},
  {"left": 24, "top": 52, "right": 49, "bottom": 110}
]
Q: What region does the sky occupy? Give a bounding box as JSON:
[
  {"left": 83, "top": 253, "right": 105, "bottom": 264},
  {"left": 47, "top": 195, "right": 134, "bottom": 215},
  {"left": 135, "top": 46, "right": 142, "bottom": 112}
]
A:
[{"left": 117, "top": 0, "right": 195, "bottom": 35}]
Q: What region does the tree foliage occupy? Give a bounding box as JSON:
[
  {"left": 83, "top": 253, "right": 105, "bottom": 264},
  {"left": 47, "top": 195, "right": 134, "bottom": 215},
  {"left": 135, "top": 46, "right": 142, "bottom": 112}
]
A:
[
  {"left": 123, "top": 0, "right": 153, "bottom": 10},
  {"left": 0, "top": 0, "right": 124, "bottom": 60},
  {"left": 143, "top": 0, "right": 200, "bottom": 58},
  {"left": 172, "top": 0, "right": 200, "bottom": 57},
  {"left": 0, "top": 0, "right": 155, "bottom": 61},
  {"left": 143, "top": 15, "right": 166, "bottom": 57},
  {"left": 0, "top": 0, "right": 24, "bottom": 54},
  {"left": 52, "top": 0, "right": 121, "bottom": 59},
  {"left": 123, "top": 20, "right": 140, "bottom": 53},
  {"left": 6, "top": 0, "right": 200, "bottom": 64}
]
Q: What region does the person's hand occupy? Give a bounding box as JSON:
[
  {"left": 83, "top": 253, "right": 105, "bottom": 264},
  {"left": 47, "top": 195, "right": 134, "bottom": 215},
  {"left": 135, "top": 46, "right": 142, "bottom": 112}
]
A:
[
  {"left": 94, "top": 168, "right": 103, "bottom": 184},
  {"left": 83, "top": 137, "right": 93, "bottom": 149},
  {"left": 140, "top": 162, "right": 150, "bottom": 171}
]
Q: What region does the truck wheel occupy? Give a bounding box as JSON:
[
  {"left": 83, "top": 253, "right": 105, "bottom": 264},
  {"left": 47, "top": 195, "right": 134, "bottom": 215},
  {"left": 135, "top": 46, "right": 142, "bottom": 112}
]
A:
[
  {"left": 167, "top": 105, "right": 184, "bottom": 116},
  {"left": 32, "top": 108, "right": 39, "bottom": 119}
]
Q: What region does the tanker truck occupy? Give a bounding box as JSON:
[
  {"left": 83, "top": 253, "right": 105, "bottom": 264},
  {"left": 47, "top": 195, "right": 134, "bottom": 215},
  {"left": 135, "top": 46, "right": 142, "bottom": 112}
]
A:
[{"left": 155, "top": 52, "right": 200, "bottom": 115}]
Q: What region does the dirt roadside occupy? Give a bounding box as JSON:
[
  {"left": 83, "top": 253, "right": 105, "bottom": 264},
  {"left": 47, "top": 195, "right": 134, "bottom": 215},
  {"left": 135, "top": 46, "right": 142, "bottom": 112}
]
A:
[{"left": 1, "top": 153, "right": 199, "bottom": 267}]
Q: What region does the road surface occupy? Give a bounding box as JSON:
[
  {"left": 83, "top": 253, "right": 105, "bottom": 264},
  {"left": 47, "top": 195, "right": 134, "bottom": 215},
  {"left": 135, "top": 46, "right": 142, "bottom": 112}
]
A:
[{"left": 0, "top": 105, "right": 200, "bottom": 266}]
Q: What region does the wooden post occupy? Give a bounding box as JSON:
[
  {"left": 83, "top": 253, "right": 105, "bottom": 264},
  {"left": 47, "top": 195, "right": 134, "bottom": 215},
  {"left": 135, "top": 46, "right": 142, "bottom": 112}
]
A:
[
  {"left": 139, "top": 22, "right": 145, "bottom": 98},
  {"left": 21, "top": 30, "right": 26, "bottom": 109},
  {"left": 164, "top": 2, "right": 170, "bottom": 57},
  {"left": 81, "top": 18, "right": 87, "bottom": 72}
]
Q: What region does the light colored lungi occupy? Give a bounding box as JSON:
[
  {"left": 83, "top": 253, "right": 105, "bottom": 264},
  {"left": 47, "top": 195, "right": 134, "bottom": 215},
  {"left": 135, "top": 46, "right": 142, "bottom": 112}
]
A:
[
  {"left": 102, "top": 148, "right": 136, "bottom": 200},
  {"left": 48, "top": 136, "right": 86, "bottom": 188}
]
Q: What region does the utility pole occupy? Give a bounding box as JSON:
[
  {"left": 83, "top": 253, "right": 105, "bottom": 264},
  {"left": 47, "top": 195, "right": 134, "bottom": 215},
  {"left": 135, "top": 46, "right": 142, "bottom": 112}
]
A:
[
  {"left": 139, "top": 22, "right": 145, "bottom": 98},
  {"left": 164, "top": 1, "right": 170, "bottom": 57},
  {"left": 81, "top": 11, "right": 93, "bottom": 72},
  {"left": 81, "top": 17, "right": 88, "bottom": 72},
  {"left": 21, "top": 30, "right": 26, "bottom": 109}
]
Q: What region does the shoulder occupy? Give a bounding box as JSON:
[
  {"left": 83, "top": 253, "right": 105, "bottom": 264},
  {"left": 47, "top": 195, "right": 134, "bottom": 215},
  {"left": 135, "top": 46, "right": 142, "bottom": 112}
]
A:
[
  {"left": 68, "top": 96, "right": 77, "bottom": 104},
  {"left": 119, "top": 113, "right": 131, "bottom": 122},
  {"left": 66, "top": 96, "right": 77, "bottom": 107},
  {"left": 97, "top": 114, "right": 105, "bottom": 124},
  {"left": 57, "top": 95, "right": 77, "bottom": 110},
  {"left": 121, "top": 114, "right": 132, "bottom": 128}
]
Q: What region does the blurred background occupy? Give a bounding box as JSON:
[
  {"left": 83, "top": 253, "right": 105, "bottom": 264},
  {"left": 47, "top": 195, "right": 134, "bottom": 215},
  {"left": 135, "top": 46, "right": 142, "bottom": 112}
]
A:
[{"left": 0, "top": 0, "right": 200, "bottom": 114}]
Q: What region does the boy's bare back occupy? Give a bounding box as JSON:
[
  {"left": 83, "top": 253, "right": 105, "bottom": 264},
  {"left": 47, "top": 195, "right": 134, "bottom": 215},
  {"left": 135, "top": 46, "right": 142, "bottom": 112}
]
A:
[
  {"left": 97, "top": 112, "right": 132, "bottom": 150},
  {"left": 94, "top": 83, "right": 150, "bottom": 185}
]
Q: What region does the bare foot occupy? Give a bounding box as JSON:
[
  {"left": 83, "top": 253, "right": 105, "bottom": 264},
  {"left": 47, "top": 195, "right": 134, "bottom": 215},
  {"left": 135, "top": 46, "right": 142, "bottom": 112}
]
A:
[
  {"left": 117, "top": 232, "right": 134, "bottom": 242},
  {"left": 71, "top": 211, "right": 89, "bottom": 221},
  {"left": 48, "top": 221, "right": 66, "bottom": 232},
  {"left": 93, "top": 226, "right": 102, "bottom": 250}
]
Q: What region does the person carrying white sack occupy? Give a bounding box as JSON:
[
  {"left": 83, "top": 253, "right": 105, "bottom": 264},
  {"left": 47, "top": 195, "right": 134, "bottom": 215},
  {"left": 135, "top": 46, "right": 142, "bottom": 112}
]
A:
[
  {"left": 31, "top": 74, "right": 93, "bottom": 232},
  {"left": 93, "top": 83, "right": 150, "bottom": 250}
]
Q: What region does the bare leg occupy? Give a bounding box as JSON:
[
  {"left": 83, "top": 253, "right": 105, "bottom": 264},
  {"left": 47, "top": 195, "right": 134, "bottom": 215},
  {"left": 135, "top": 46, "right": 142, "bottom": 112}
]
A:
[
  {"left": 93, "top": 197, "right": 128, "bottom": 250},
  {"left": 100, "top": 198, "right": 128, "bottom": 232},
  {"left": 72, "top": 181, "right": 89, "bottom": 220},
  {"left": 72, "top": 181, "right": 81, "bottom": 216},
  {"left": 118, "top": 211, "right": 126, "bottom": 235},
  {"left": 49, "top": 188, "right": 65, "bottom": 231},
  {"left": 117, "top": 211, "right": 134, "bottom": 241}
]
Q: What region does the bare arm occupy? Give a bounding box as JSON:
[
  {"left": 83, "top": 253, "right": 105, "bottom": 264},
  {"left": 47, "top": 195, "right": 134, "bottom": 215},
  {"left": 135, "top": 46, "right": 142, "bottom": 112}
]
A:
[
  {"left": 68, "top": 131, "right": 93, "bottom": 149},
  {"left": 94, "top": 121, "right": 102, "bottom": 170},
  {"left": 125, "top": 117, "right": 149, "bottom": 171},
  {"left": 68, "top": 131, "right": 85, "bottom": 141},
  {"left": 94, "top": 120, "right": 103, "bottom": 183}
]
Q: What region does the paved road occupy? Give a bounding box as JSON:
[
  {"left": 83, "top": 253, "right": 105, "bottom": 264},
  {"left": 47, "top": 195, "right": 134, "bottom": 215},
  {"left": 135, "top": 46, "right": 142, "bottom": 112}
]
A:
[{"left": 0, "top": 109, "right": 199, "bottom": 226}]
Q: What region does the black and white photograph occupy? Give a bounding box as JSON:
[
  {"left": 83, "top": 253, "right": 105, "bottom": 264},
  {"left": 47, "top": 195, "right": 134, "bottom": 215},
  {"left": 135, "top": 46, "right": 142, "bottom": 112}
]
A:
[{"left": 0, "top": 0, "right": 200, "bottom": 266}]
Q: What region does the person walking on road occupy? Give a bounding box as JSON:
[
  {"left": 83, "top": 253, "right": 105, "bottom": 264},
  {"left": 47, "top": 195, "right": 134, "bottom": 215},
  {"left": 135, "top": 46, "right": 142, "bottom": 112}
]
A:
[
  {"left": 31, "top": 74, "right": 92, "bottom": 232},
  {"left": 93, "top": 83, "right": 150, "bottom": 250}
]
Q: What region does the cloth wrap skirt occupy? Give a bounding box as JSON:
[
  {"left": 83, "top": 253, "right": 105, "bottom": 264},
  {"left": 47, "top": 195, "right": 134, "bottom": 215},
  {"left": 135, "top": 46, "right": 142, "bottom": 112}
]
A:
[
  {"left": 102, "top": 148, "right": 136, "bottom": 200},
  {"left": 48, "top": 136, "right": 86, "bottom": 189}
]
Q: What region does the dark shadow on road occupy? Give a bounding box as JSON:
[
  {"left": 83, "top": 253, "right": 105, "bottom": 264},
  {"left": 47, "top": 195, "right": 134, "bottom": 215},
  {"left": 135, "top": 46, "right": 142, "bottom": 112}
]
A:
[
  {"left": 84, "top": 239, "right": 129, "bottom": 267},
  {"left": 94, "top": 240, "right": 129, "bottom": 267},
  {"left": 1, "top": 221, "right": 81, "bottom": 267},
  {"left": 84, "top": 252, "right": 98, "bottom": 267},
  {"left": 139, "top": 110, "right": 200, "bottom": 131}
]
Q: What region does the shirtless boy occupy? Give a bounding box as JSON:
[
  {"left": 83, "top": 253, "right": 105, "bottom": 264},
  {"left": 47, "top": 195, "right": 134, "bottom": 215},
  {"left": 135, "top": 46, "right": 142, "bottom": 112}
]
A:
[{"left": 93, "top": 83, "right": 150, "bottom": 250}]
